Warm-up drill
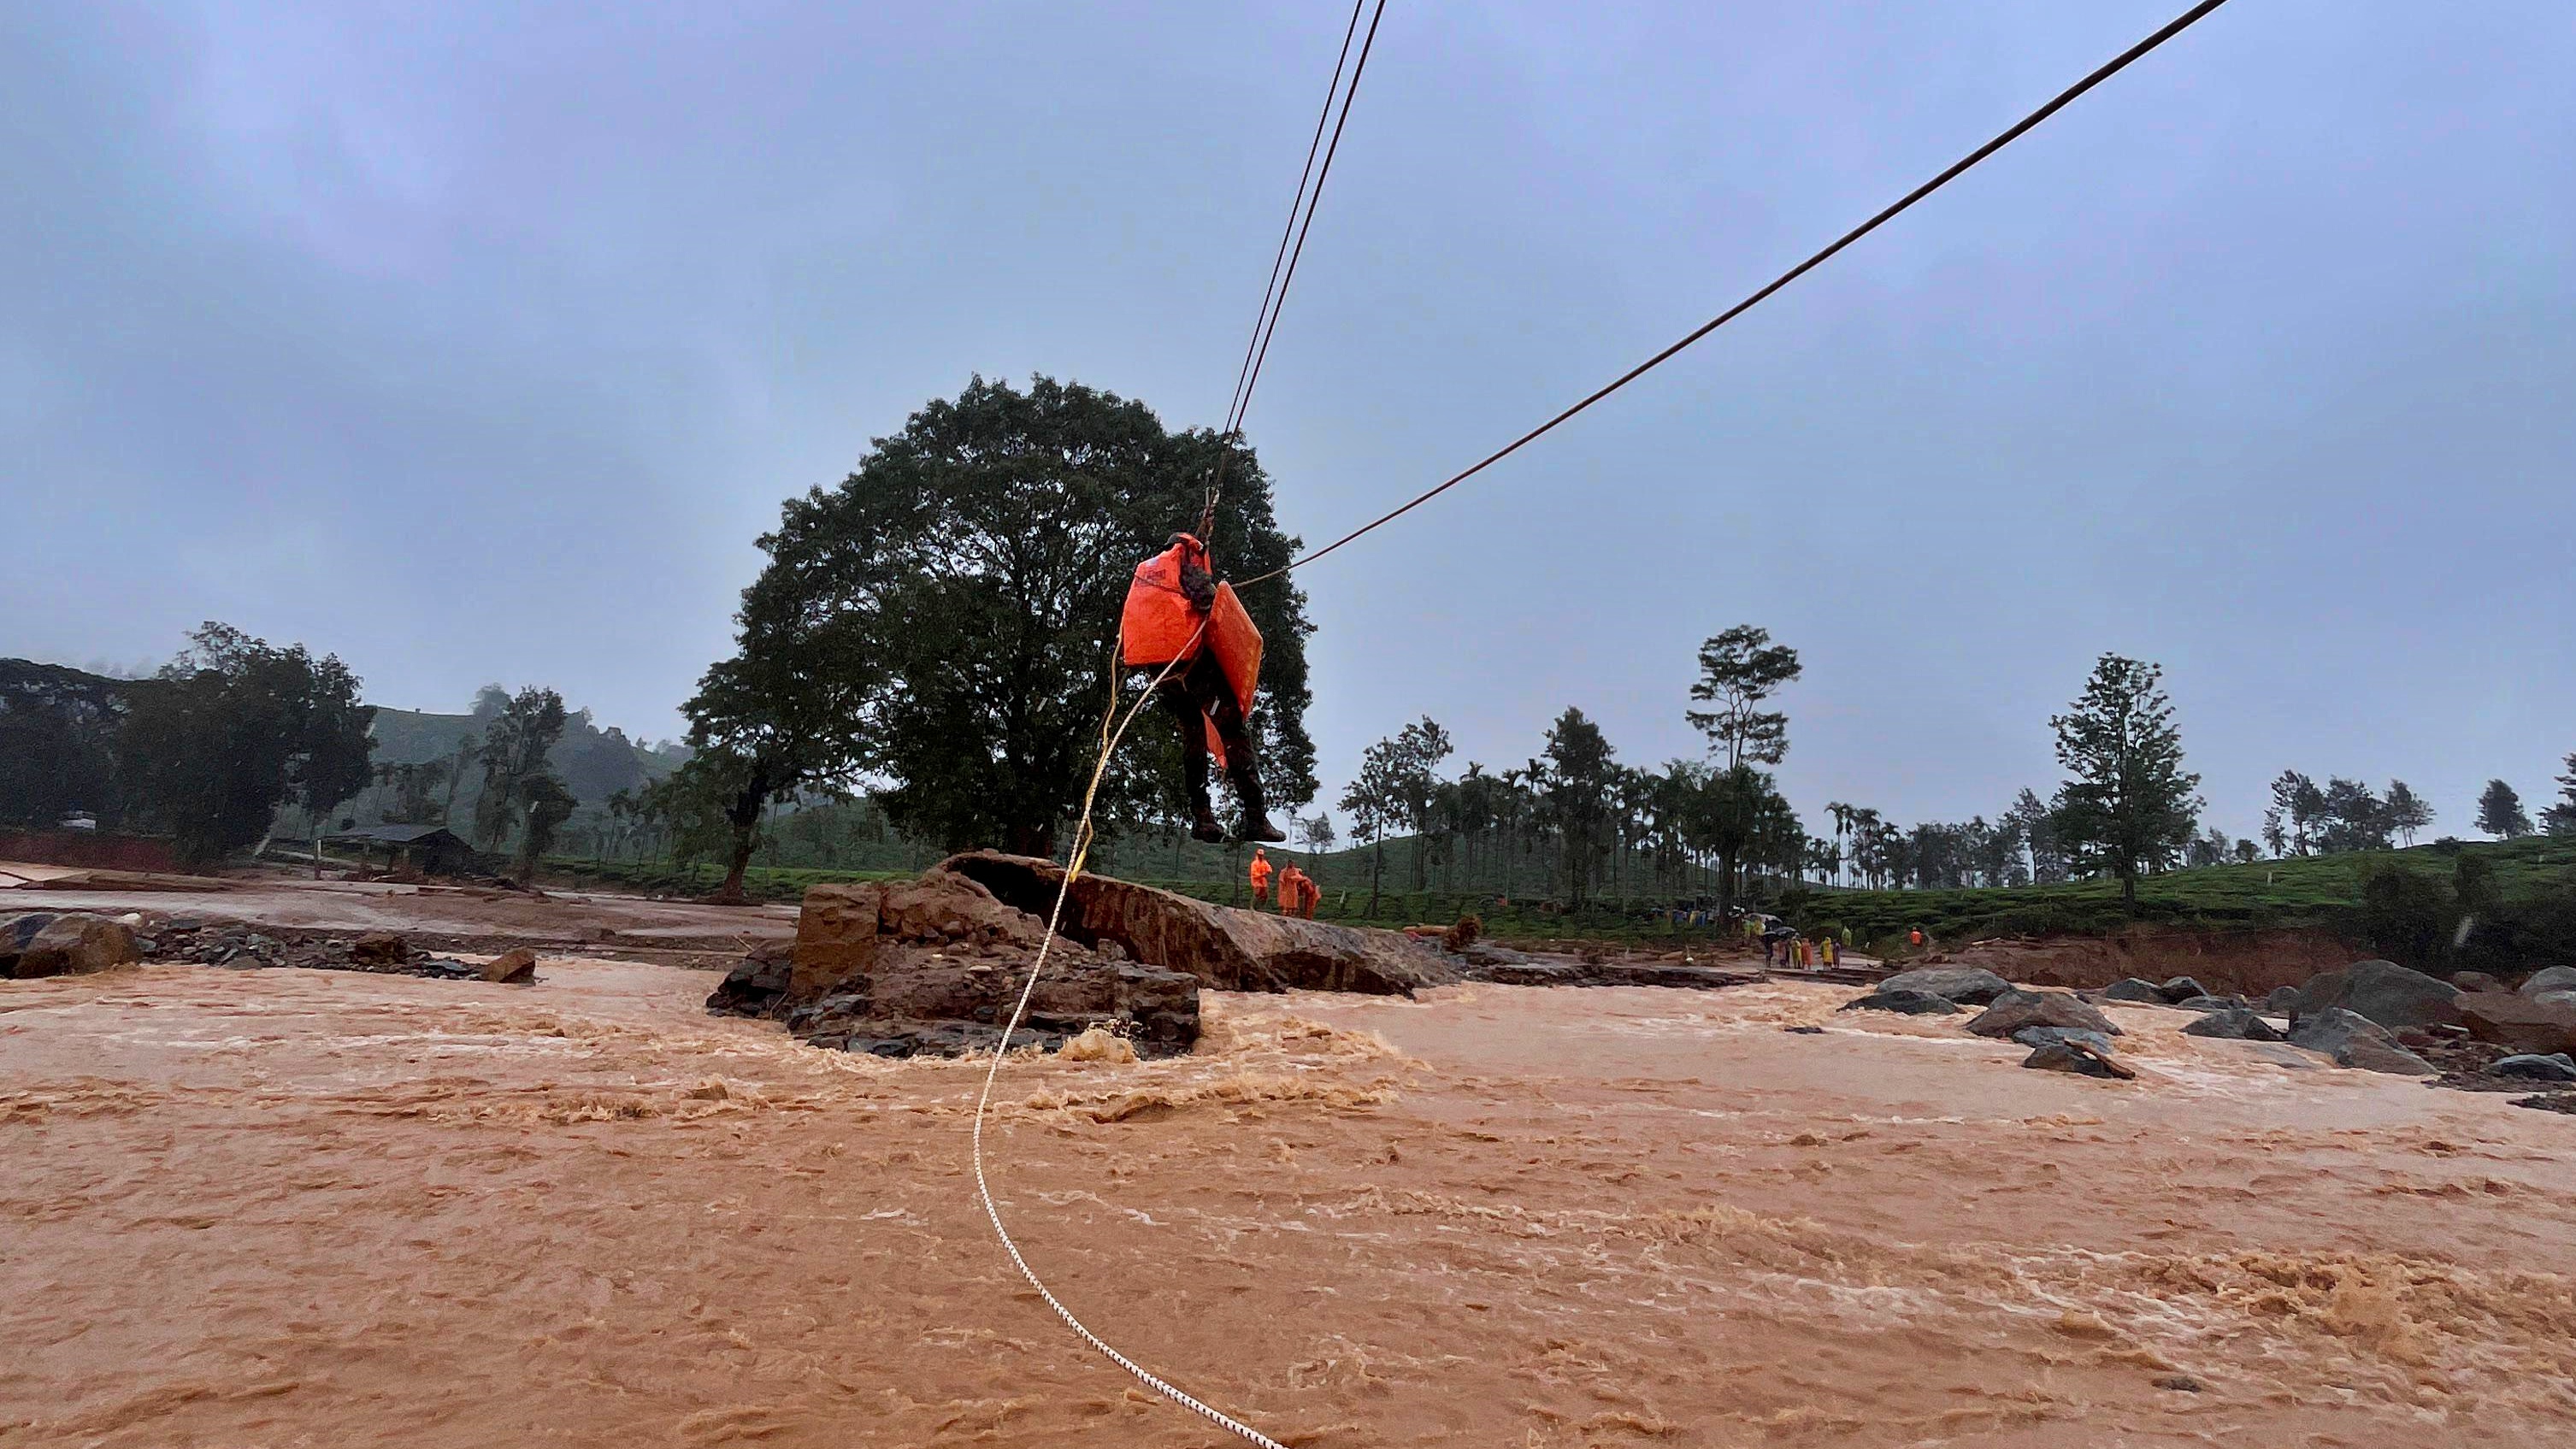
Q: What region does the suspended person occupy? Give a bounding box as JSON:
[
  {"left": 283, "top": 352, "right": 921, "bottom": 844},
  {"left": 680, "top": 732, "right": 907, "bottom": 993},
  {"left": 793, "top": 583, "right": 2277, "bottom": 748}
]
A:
[
  {"left": 1121, "top": 532, "right": 1285, "bottom": 845},
  {"left": 1248, "top": 847, "right": 1274, "bottom": 910}
]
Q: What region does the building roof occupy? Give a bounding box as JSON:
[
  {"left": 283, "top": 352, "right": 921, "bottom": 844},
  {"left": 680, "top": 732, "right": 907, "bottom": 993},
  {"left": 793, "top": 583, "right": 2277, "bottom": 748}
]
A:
[{"left": 327, "top": 824, "right": 466, "bottom": 845}]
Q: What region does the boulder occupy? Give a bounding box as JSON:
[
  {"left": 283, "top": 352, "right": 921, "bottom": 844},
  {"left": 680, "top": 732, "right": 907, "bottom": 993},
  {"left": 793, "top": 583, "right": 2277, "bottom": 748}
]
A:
[
  {"left": 480, "top": 947, "right": 539, "bottom": 985},
  {"left": 2538, "top": 990, "right": 2576, "bottom": 1010},
  {"left": 2101, "top": 977, "right": 2167, "bottom": 1004},
  {"left": 2265, "top": 986, "right": 2301, "bottom": 1016},
  {"left": 1877, "top": 966, "right": 2014, "bottom": 1005},
  {"left": 3, "top": 913, "right": 139, "bottom": 978},
  {"left": 1837, "top": 989, "right": 1960, "bottom": 1016},
  {"left": 706, "top": 939, "right": 794, "bottom": 1018},
  {"left": 2450, "top": 970, "right": 2508, "bottom": 994},
  {"left": 2491, "top": 1052, "right": 2576, "bottom": 1083},
  {"left": 2183, "top": 1008, "right": 2282, "bottom": 1042},
  {"left": 2287, "top": 1007, "right": 2434, "bottom": 1075},
  {"left": 2342, "top": 1040, "right": 2437, "bottom": 1076},
  {"left": 2287, "top": 1006, "right": 2394, "bottom": 1056},
  {"left": 2290, "top": 959, "right": 2461, "bottom": 1032},
  {"left": 2172, "top": 994, "right": 2246, "bottom": 1012},
  {"left": 2156, "top": 975, "right": 2213, "bottom": 1004},
  {"left": 2012, "top": 1026, "right": 2116, "bottom": 1053},
  {"left": 2022, "top": 1040, "right": 2137, "bottom": 1081},
  {"left": 938, "top": 852, "right": 1454, "bottom": 996},
  {"left": 351, "top": 932, "right": 410, "bottom": 967},
  {"left": 1966, "top": 989, "right": 2119, "bottom": 1041},
  {"left": 2457, "top": 993, "right": 2576, "bottom": 1057},
  {"left": 2519, "top": 965, "right": 2576, "bottom": 998}
]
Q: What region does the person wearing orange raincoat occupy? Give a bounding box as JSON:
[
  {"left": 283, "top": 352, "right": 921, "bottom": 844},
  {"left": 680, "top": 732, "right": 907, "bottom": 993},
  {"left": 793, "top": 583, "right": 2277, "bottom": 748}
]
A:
[{"left": 1121, "top": 532, "right": 1285, "bottom": 845}]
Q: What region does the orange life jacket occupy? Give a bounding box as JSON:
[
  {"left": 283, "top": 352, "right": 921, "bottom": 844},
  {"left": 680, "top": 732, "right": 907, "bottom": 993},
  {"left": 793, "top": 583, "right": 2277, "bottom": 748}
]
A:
[{"left": 1120, "top": 533, "right": 1264, "bottom": 758}]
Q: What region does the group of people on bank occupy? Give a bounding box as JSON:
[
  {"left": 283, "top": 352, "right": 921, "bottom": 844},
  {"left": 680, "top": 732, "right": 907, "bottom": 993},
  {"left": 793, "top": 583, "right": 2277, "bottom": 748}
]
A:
[{"left": 1246, "top": 847, "right": 1317, "bottom": 917}]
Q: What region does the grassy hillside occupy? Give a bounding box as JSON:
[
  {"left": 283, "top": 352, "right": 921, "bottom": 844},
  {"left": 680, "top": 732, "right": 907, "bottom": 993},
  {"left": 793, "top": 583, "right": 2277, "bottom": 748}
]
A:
[{"left": 553, "top": 834, "right": 2576, "bottom": 967}]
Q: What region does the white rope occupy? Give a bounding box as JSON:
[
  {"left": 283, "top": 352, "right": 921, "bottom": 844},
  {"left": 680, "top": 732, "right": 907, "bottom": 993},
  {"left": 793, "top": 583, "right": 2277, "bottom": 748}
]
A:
[{"left": 967, "top": 627, "right": 1291, "bottom": 1449}]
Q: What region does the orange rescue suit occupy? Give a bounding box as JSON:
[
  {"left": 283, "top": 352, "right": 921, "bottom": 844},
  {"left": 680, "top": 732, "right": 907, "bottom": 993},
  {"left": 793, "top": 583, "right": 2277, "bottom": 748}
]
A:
[{"left": 1120, "top": 533, "right": 1264, "bottom": 758}]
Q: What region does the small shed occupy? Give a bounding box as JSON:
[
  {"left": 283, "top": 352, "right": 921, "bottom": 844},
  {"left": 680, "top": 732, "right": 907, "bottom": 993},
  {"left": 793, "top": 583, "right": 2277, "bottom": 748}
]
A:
[{"left": 328, "top": 825, "right": 474, "bottom": 877}]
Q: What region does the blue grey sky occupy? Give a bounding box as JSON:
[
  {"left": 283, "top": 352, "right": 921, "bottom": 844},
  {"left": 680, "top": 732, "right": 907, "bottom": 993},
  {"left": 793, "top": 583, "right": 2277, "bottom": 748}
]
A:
[{"left": 7, "top": 1, "right": 2572, "bottom": 840}]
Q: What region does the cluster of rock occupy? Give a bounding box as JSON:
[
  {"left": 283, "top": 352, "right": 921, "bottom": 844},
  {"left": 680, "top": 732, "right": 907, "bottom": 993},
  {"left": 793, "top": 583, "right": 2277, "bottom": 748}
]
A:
[
  {"left": 2, "top": 911, "right": 140, "bottom": 979},
  {"left": 707, "top": 853, "right": 1459, "bottom": 1060},
  {"left": 1840, "top": 967, "right": 2135, "bottom": 1077},
  {"left": 141, "top": 920, "right": 534, "bottom": 983},
  {"left": 1832, "top": 955, "right": 2576, "bottom": 1097},
  {"left": 1448, "top": 939, "right": 1760, "bottom": 990}
]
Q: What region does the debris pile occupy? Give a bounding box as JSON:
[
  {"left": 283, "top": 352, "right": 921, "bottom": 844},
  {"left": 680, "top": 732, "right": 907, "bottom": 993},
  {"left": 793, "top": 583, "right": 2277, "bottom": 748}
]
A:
[{"left": 145, "top": 920, "right": 512, "bottom": 982}]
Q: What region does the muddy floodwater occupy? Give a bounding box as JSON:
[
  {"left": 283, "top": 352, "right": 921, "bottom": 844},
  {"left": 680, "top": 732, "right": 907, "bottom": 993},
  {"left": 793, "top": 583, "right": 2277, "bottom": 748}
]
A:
[{"left": 6, "top": 959, "right": 2574, "bottom": 1446}]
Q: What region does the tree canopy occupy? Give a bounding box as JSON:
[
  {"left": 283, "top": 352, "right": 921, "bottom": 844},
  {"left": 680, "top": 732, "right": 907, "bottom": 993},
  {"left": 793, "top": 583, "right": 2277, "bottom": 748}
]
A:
[
  {"left": 1684, "top": 625, "right": 1801, "bottom": 770},
  {"left": 2048, "top": 653, "right": 2200, "bottom": 908},
  {"left": 119, "top": 623, "right": 375, "bottom": 866},
  {"left": 693, "top": 375, "right": 1317, "bottom": 859}
]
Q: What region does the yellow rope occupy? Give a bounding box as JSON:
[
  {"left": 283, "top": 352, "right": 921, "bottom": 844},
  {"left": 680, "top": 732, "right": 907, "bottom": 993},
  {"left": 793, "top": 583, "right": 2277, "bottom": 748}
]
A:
[{"left": 966, "top": 625, "right": 1290, "bottom": 1449}]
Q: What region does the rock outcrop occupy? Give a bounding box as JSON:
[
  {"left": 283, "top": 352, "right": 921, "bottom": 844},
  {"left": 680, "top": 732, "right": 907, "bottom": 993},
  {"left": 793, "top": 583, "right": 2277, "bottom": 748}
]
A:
[
  {"left": 937, "top": 852, "right": 1455, "bottom": 996},
  {"left": 1876, "top": 966, "right": 2013, "bottom": 1005},
  {"left": 2183, "top": 1007, "right": 2282, "bottom": 1042},
  {"left": 2457, "top": 992, "right": 2576, "bottom": 1057},
  {"left": 2519, "top": 965, "right": 2576, "bottom": 998},
  {"left": 1966, "top": 989, "right": 2119, "bottom": 1041},
  {"left": 2289, "top": 959, "right": 2461, "bottom": 1032},
  {"left": 708, "top": 864, "right": 1204, "bottom": 1058},
  {"left": 2287, "top": 1006, "right": 2436, "bottom": 1075},
  {"left": 3, "top": 912, "right": 139, "bottom": 978}
]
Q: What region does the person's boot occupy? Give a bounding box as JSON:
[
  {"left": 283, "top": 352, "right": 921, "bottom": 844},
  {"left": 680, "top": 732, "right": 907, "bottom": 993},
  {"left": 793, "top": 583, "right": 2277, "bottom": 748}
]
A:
[
  {"left": 1189, "top": 801, "right": 1226, "bottom": 844},
  {"left": 1229, "top": 761, "right": 1287, "bottom": 844}
]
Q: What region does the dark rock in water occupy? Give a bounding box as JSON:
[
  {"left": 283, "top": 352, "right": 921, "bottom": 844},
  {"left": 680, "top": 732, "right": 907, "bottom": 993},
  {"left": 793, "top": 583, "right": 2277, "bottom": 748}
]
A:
[
  {"left": 2101, "top": 977, "right": 2167, "bottom": 1004},
  {"left": 2519, "top": 965, "right": 2576, "bottom": 998},
  {"left": 2491, "top": 1052, "right": 2576, "bottom": 1082},
  {"left": 2266, "top": 986, "right": 2300, "bottom": 1016},
  {"left": 2013, "top": 1026, "right": 2116, "bottom": 1053},
  {"left": 2512, "top": 1092, "right": 2576, "bottom": 1115},
  {"left": 707, "top": 939, "right": 794, "bottom": 1018},
  {"left": 2022, "top": 1040, "right": 2137, "bottom": 1080},
  {"left": 1838, "top": 989, "right": 1960, "bottom": 1016},
  {"left": 2290, "top": 959, "right": 2461, "bottom": 1031},
  {"left": 2184, "top": 1008, "right": 2282, "bottom": 1042},
  {"left": 2343, "top": 1040, "right": 2437, "bottom": 1076},
  {"left": 2287, "top": 1005, "right": 2394, "bottom": 1056},
  {"left": 1783, "top": 1024, "right": 1824, "bottom": 1034},
  {"left": 2156, "top": 975, "right": 2212, "bottom": 1004},
  {"left": 1459, "top": 941, "right": 1536, "bottom": 969},
  {"left": 2152, "top": 1375, "right": 2205, "bottom": 1393},
  {"left": 2171, "top": 994, "right": 2245, "bottom": 1012},
  {"left": 2288, "top": 1008, "right": 2434, "bottom": 1074},
  {"left": 1877, "top": 966, "right": 2013, "bottom": 1005},
  {"left": 2457, "top": 993, "right": 2576, "bottom": 1057},
  {"left": 2450, "top": 970, "right": 2507, "bottom": 994},
  {"left": 1967, "top": 989, "right": 2119, "bottom": 1040}
]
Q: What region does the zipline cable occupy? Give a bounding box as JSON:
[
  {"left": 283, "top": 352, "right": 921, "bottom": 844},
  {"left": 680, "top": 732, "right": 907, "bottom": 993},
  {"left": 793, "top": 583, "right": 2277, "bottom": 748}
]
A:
[
  {"left": 1223, "top": 0, "right": 1371, "bottom": 437},
  {"left": 1240, "top": 0, "right": 2231, "bottom": 586},
  {"left": 1204, "top": 0, "right": 1389, "bottom": 539},
  {"left": 976, "top": 5, "right": 2232, "bottom": 1445}
]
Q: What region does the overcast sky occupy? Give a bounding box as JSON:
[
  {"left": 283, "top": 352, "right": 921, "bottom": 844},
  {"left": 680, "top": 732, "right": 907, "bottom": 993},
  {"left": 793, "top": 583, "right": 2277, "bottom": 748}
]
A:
[{"left": 7, "top": 0, "right": 2572, "bottom": 840}]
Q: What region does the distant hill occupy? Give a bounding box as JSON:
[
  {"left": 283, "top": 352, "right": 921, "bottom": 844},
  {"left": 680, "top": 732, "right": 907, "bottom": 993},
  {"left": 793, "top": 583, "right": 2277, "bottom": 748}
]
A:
[{"left": 367, "top": 704, "right": 686, "bottom": 807}]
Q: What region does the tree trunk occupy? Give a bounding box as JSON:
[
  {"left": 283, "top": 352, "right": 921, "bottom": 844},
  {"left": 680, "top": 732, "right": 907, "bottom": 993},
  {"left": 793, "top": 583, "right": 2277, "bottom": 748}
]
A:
[{"left": 1368, "top": 838, "right": 1384, "bottom": 920}]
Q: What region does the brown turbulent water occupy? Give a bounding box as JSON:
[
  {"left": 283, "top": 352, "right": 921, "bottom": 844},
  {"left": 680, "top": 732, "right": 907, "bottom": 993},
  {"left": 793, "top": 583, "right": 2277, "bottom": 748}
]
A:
[{"left": 5, "top": 959, "right": 2573, "bottom": 1446}]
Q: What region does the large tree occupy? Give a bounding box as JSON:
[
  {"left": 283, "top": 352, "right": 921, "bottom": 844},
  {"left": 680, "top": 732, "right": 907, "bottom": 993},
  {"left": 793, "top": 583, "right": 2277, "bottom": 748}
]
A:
[
  {"left": 119, "top": 623, "right": 375, "bottom": 868},
  {"left": 2383, "top": 780, "right": 2433, "bottom": 847},
  {"left": 2475, "top": 778, "right": 2532, "bottom": 839},
  {"left": 2543, "top": 754, "right": 2576, "bottom": 837},
  {"left": 704, "top": 375, "right": 1316, "bottom": 858},
  {"left": 1537, "top": 707, "right": 1619, "bottom": 908},
  {"left": 1684, "top": 625, "right": 1802, "bottom": 770},
  {"left": 2048, "top": 654, "right": 2201, "bottom": 910},
  {"left": 472, "top": 686, "right": 570, "bottom": 857}
]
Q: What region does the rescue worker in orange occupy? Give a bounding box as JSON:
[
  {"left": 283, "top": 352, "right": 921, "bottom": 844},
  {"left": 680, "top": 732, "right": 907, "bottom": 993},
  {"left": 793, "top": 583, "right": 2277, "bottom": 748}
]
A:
[
  {"left": 1248, "top": 847, "right": 1274, "bottom": 909},
  {"left": 1278, "top": 863, "right": 1316, "bottom": 918},
  {"left": 1121, "top": 532, "right": 1285, "bottom": 845}
]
